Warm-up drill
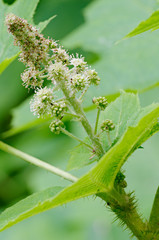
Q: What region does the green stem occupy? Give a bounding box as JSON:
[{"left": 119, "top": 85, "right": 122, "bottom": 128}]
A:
[
  {"left": 0, "top": 141, "right": 78, "bottom": 183},
  {"left": 57, "top": 80, "right": 105, "bottom": 157},
  {"left": 94, "top": 108, "right": 100, "bottom": 135},
  {"left": 106, "top": 131, "right": 112, "bottom": 146},
  {"left": 64, "top": 112, "right": 80, "bottom": 119},
  {"left": 60, "top": 128, "right": 94, "bottom": 150}
]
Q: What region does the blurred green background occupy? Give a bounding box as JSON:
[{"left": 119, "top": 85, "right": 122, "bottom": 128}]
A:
[{"left": 0, "top": 0, "right": 159, "bottom": 239}]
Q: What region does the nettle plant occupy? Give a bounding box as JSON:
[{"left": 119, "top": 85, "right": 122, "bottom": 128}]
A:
[{"left": 0, "top": 13, "right": 159, "bottom": 240}]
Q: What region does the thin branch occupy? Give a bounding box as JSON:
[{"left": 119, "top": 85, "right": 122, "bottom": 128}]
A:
[
  {"left": 0, "top": 141, "right": 78, "bottom": 183},
  {"left": 106, "top": 131, "right": 112, "bottom": 147},
  {"left": 60, "top": 128, "right": 94, "bottom": 150},
  {"left": 94, "top": 108, "right": 100, "bottom": 135},
  {"left": 64, "top": 112, "right": 81, "bottom": 119}
]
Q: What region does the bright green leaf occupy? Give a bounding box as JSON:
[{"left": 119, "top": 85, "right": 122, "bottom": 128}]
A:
[
  {"left": 149, "top": 187, "right": 159, "bottom": 230},
  {"left": 124, "top": 10, "right": 159, "bottom": 39},
  {"left": 67, "top": 139, "right": 96, "bottom": 171},
  {"left": 68, "top": 92, "right": 159, "bottom": 171},
  {"left": 0, "top": 0, "right": 54, "bottom": 74},
  {"left": 0, "top": 174, "right": 104, "bottom": 232},
  {"left": 90, "top": 99, "right": 159, "bottom": 189},
  {"left": 98, "top": 92, "right": 141, "bottom": 151}
]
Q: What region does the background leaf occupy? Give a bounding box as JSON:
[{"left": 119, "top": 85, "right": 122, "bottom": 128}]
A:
[
  {"left": 124, "top": 10, "right": 159, "bottom": 39},
  {"left": 63, "top": 0, "right": 159, "bottom": 99}
]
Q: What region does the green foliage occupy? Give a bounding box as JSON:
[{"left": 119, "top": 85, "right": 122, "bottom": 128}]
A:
[
  {"left": 0, "top": 93, "right": 158, "bottom": 232},
  {"left": 0, "top": 0, "right": 54, "bottom": 74},
  {"left": 67, "top": 139, "right": 97, "bottom": 171},
  {"left": 90, "top": 100, "right": 159, "bottom": 190},
  {"left": 0, "top": 173, "right": 104, "bottom": 232},
  {"left": 63, "top": 0, "right": 159, "bottom": 97},
  {"left": 1, "top": 1, "right": 159, "bottom": 239},
  {"left": 149, "top": 187, "right": 159, "bottom": 230},
  {"left": 68, "top": 93, "right": 159, "bottom": 170},
  {"left": 0, "top": 186, "right": 63, "bottom": 231},
  {"left": 124, "top": 10, "right": 159, "bottom": 39}
]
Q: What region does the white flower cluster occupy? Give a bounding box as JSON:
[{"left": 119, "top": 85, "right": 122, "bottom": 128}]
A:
[
  {"left": 21, "top": 67, "right": 44, "bottom": 89},
  {"left": 30, "top": 87, "right": 67, "bottom": 120},
  {"left": 6, "top": 14, "right": 101, "bottom": 134}
]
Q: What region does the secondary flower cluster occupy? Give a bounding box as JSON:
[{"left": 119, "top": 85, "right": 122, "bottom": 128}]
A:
[{"left": 93, "top": 96, "right": 108, "bottom": 110}]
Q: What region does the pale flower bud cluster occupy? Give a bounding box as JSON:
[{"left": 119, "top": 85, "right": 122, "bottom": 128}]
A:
[
  {"left": 93, "top": 96, "right": 108, "bottom": 110},
  {"left": 49, "top": 120, "right": 64, "bottom": 134},
  {"left": 101, "top": 119, "right": 115, "bottom": 132}
]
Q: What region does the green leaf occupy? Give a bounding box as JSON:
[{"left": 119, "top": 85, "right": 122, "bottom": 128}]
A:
[
  {"left": 0, "top": 0, "right": 54, "bottom": 74},
  {"left": 67, "top": 140, "right": 96, "bottom": 171},
  {"left": 63, "top": 0, "right": 159, "bottom": 98},
  {"left": 0, "top": 93, "right": 159, "bottom": 231},
  {"left": 124, "top": 10, "right": 159, "bottom": 39},
  {"left": 90, "top": 98, "right": 159, "bottom": 189},
  {"left": 98, "top": 92, "right": 141, "bottom": 151},
  {"left": 149, "top": 187, "right": 159, "bottom": 230},
  {"left": 0, "top": 174, "right": 104, "bottom": 232},
  {"left": 68, "top": 92, "right": 159, "bottom": 171}
]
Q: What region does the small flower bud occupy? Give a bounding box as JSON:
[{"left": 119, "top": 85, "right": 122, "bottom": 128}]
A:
[
  {"left": 101, "top": 119, "right": 115, "bottom": 131},
  {"left": 71, "top": 74, "right": 87, "bottom": 91},
  {"left": 85, "top": 69, "right": 100, "bottom": 85},
  {"left": 70, "top": 55, "right": 87, "bottom": 72},
  {"left": 115, "top": 172, "right": 127, "bottom": 188},
  {"left": 21, "top": 67, "right": 44, "bottom": 88},
  {"left": 92, "top": 96, "right": 108, "bottom": 110},
  {"left": 30, "top": 87, "right": 54, "bottom": 118},
  {"left": 48, "top": 61, "right": 69, "bottom": 82},
  {"left": 53, "top": 47, "right": 69, "bottom": 64},
  {"left": 51, "top": 101, "right": 67, "bottom": 118},
  {"left": 49, "top": 119, "right": 64, "bottom": 134}
]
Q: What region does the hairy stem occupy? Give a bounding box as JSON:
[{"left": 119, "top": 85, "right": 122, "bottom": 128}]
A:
[
  {"left": 58, "top": 80, "right": 105, "bottom": 157},
  {"left": 98, "top": 188, "right": 157, "bottom": 240},
  {"left": 0, "top": 141, "right": 78, "bottom": 183}
]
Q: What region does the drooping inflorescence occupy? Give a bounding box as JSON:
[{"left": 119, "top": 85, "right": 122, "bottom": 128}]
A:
[
  {"left": 5, "top": 13, "right": 114, "bottom": 143},
  {"left": 5, "top": 13, "right": 102, "bottom": 135}
]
